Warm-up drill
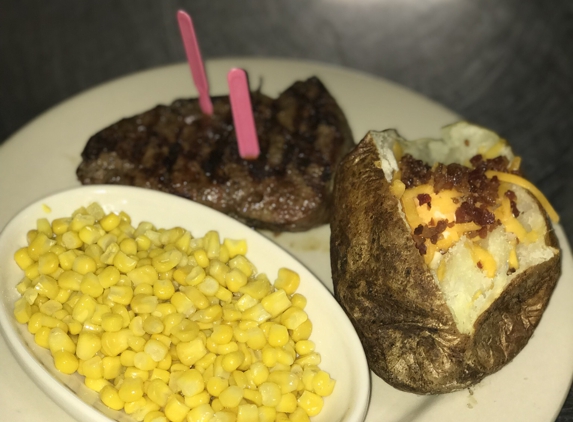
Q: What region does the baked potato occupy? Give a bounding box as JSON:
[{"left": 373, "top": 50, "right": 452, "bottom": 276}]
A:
[{"left": 330, "top": 121, "right": 561, "bottom": 394}]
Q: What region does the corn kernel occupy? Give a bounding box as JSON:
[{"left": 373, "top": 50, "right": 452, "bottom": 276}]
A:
[
  {"left": 61, "top": 231, "right": 83, "bottom": 250},
  {"left": 83, "top": 377, "right": 110, "bottom": 393},
  {"left": 147, "top": 379, "right": 173, "bottom": 407},
  {"left": 274, "top": 268, "right": 300, "bottom": 295},
  {"left": 240, "top": 275, "right": 272, "bottom": 301},
  {"left": 154, "top": 279, "right": 175, "bottom": 300},
  {"left": 34, "top": 275, "right": 60, "bottom": 299},
  {"left": 97, "top": 265, "right": 120, "bottom": 288},
  {"left": 79, "top": 225, "right": 101, "bottom": 245},
  {"left": 100, "top": 213, "right": 121, "bottom": 232},
  {"left": 145, "top": 338, "right": 169, "bottom": 362},
  {"left": 219, "top": 385, "right": 243, "bottom": 408},
  {"left": 82, "top": 356, "right": 103, "bottom": 379},
  {"left": 113, "top": 251, "right": 138, "bottom": 273},
  {"left": 243, "top": 388, "right": 262, "bottom": 406},
  {"left": 28, "top": 232, "right": 56, "bottom": 260},
  {"left": 101, "top": 329, "right": 131, "bottom": 356},
  {"left": 291, "top": 319, "right": 312, "bottom": 342},
  {"left": 134, "top": 351, "right": 157, "bottom": 371},
  {"left": 72, "top": 294, "right": 97, "bottom": 323},
  {"left": 58, "top": 270, "right": 82, "bottom": 291},
  {"left": 181, "top": 286, "right": 209, "bottom": 310},
  {"left": 152, "top": 250, "right": 183, "bottom": 273},
  {"left": 76, "top": 331, "right": 102, "bottom": 360},
  {"left": 34, "top": 326, "right": 51, "bottom": 348},
  {"left": 53, "top": 350, "right": 79, "bottom": 374},
  {"left": 151, "top": 367, "right": 171, "bottom": 384},
  {"left": 124, "top": 397, "right": 147, "bottom": 415},
  {"left": 224, "top": 268, "right": 248, "bottom": 293},
  {"left": 78, "top": 272, "right": 101, "bottom": 296},
  {"left": 297, "top": 390, "right": 323, "bottom": 416},
  {"left": 186, "top": 403, "right": 215, "bottom": 420},
  {"left": 193, "top": 249, "right": 209, "bottom": 268},
  {"left": 164, "top": 394, "right": 189, "bottom": 422},
  {"left": 51, "top": 217, "right": 71, "bottom": 235},
  {"left": 185, "top": 266, "right": 206, "bottom": 287},
  {"left": 119, "top": 376, "right": 144, "bottom": 403},
  {"left": 223, "top": 238, "right": 247, "bottom": 259},
  {"left": 144, "top": 410, "right": 168, "bottom": 422},
  {"left": 37, "top": 252, "right": 59, "bottom": 275},
  {"left": 100, "top": 384, "right": 125, "bottom": 410},
  {"left": 176, "top": 338, "right": 207, "bottom": 366},
  {"left": 107, "top": 285, "right": 134, "bottom": 306},
  {"left": 101, "top": 355, "right": 122, "bottom": 379},
  {"left": 295, "top": 352, "right": 321, "bottom": 367},
  {"left": 14, "top": 296, "right": 32, "bottom": 323}
]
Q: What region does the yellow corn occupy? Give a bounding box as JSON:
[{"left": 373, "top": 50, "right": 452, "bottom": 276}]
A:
[
  {"left": 82, "top": 356, "right": 103, "bottom": 379},
  {"left": 145, "top": 339, "right": 169, "bottom": 362},
  {"left": 164, "top": 394, "right": 189, "bottom": 422},
  {"left": 261, "top": 290, "right": 291, "bottom": 318},
  {"left": 154, "top": 279, "right": 175, "bottom": 300},
  {"left": 176, "top": 338, "right": 207, "bottom": 366},
  {"left": 291, "top": 319, "right": 313, "bottom": 342},
  {"left": 258, "top": 406, "right": 277, "bottom": 422},
  {"left": 274, "top": 268, "right": 300, "bottom": 295},
  {"left": 134, "top": 351, "right": 158, "bottom": 371},
  {"left": 100, "top": 213, "right": 121, "bottom": 232},
  {"left": 147, "top": 379, "right": 173, "bottom": 407},
  {"left": 28, "top": 232, "right": 56, "bottom": 260},
  {"left": 80, "top": 272, "right": 104, "bottom": 297},
  {"left": 239, "top": 276, "right": 272, "bottom": 300},
  {"left": 61, "top": 231, "right": 83, "bottom": 250},
  {"left": 223, "top": 238, "right": 247, "bottom": 259},
  {"left": 37, "top": 252, "right": 59, "bottom": 275},
  {"left": 99, "top": 384, "right": 125, "bottom": 410},
  {"left": 297, "top": 390, "right": 323, "bottom": 416},
  {"left": 118, "top": 376, "right": 144, "bottom": 403},
  {"left": 219, "top": 385, "right": 243, "bottom": 408},
  {"left": 143, "top": 410, "right": 168, "bottom": 422},
  {"left": 52, "top": 350, "right": 79, "bottom": 375},
  {"left": 12, "top": 205, "right": 335, "bottom": 420},
  {"left": 186, "top": 403, "right": 215, "bottom": 420},
  {"left": 34, "top": 275, "right": 60, "bottom": 299},
  {"left": 76, "top": 331, "right": 102, "bottom": 360},
  {"left": 14, "top": 296, "right": 32, "bottom": 323}
]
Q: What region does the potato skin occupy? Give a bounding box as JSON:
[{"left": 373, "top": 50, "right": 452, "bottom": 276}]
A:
[{"left": 330, "top": 131, "right": 561, "bottom": 394}]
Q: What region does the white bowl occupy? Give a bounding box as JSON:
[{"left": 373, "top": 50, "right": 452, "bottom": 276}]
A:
[{"left": 0, "top": 185, "right": 371, "bottom": 422}]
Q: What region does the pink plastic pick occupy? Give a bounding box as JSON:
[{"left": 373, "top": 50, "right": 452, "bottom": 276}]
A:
[
  {"left": 227, "top": 68, "right": 260, "bottom": 160},
  {"left": 177, "top": 10, "right": 213, "bottom": 115}
]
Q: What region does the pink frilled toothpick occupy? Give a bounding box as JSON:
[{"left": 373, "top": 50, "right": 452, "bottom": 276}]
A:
[
  {"left": 228, "top": 68, "right": 260, "bottom": 160},
  {"left": 177, "top": 10, "right": 213, "bottom": 115}
]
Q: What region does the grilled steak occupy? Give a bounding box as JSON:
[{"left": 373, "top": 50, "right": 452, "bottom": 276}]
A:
[{"left": 77, "top": 77, "right": 354, "bottom": 232}]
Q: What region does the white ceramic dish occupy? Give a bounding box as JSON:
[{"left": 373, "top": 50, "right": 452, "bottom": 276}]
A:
[
  {"left": 0, "top": 185, "right": 371, "bottom": 422},
  {"left": 0, "top": 58, "right": 572, "bottom": 422}
]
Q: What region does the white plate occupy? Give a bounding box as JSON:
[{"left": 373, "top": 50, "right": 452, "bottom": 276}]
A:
[
  {"left": 0, "top": 58, "right": 572, "bottom": 422},
  {"left": 0, "top": 185, "right": 370, "bottom": 422}
]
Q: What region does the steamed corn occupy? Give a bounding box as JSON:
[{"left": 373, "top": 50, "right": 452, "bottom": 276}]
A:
[{"left": 12, "top": 203, "right": 334, "bottom": 421}]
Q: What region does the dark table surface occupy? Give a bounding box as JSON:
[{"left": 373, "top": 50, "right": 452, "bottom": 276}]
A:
[{"left": 1, "top": 1, "right": 572, "bottom": 420}]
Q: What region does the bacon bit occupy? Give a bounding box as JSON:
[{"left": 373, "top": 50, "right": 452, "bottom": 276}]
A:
[
  {"left": 477, "top": 261, "right": 483, "bottom": 269},
  {"left": 417, "top": 193, "right": 432, "bottom": 206},
  {"left": 504, "top": 190, "right": 517, "bottom": 201},
  {"left": 510, "top": 200, "right": 520, "bottom": 217},
  {"left": 507, "top": 267, "right": 516, "bottom": 275},
  {"left": 414, "top": 224, "right": 424, "bottom": 235}
]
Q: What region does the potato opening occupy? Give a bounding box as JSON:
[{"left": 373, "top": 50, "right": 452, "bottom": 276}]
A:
[{"left": 373, "top": 122, "right": 558, "bottom": 334}]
